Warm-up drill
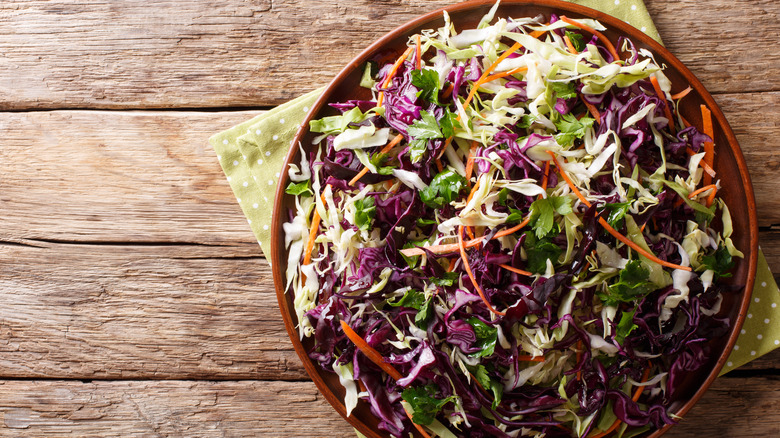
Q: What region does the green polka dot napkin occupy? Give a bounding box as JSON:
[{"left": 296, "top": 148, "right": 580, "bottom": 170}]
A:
[{"left": 209, "top": 0, "right": 779, "bottom": 376}]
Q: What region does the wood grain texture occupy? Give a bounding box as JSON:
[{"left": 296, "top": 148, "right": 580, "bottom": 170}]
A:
[
  {"left": 0, "top": 377, "right": 776, "bottom": 437},
  {"left": 0, "top": 240, "right": 307, "bottom": 380},
  {"left": 0, "top": 380, "right": 356, "bottom": 437},
  {"left": 0, "top": 0, "right": 777, "bottom": 110}
]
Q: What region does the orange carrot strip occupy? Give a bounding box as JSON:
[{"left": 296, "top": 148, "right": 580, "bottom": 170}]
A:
[
  {"left": 583, "top": 99, "right": 601, "bottom": 124},
  {"left": 415, "top": 35, "right": 422, "bottom": 71},
  {"left": 687, "top": 184, "right": 717, "bottom": 200},
  {"left": 493, "top": 217, "right": 531, "bottom": 239},
  {"left": 447, "top": 257, "right": 458, "bottom": 273},
  {"left": 529, "top": 29, "right": 546, "bottom": 38},
  {"left": 442, "top": 82, "right": 455, "bottom": 99},
  {"left": 303, "top": 192, "right": 329, "bottom": 266},
  {"left": 462, "top": 42, "right": 524, "bottom": 111},
  {"left": 377, "top": 46, "right": 415, "bottom": 107},
  {"left": 559, "top": 16, "right": 619, "bottom": 62},
  {"left": 458, "top": 225, "right": 506, "bottom": 316},
  {"left": 671, "top": 86, "right": 692, "bottom": 101},
  {"left": 404, "top": 409, "right": 432, "bottom": 438},
  {"left": 517, "top": 355, "right": 545, "bottom": 362},
  {"left": 349, "top": 133, "right": 404, "bottom": 186},
  {"left": 706, "top": 187, "right": 717, "bottom": 207},
  {"left": 482, "top": 66, "right": 529, "bottom": 83},
  {"left": 563, "top": 34, "right": 578, "bottom": 54},
  {"left": 547, "top": 151, "right": 691, "bottom": 272},
  {"left": 499, "top": 264, "right": 532, "bottom": 276},
  {"left": 340, "top": 319, "right": 403, "bottom": 381},
  {"left": 649, "top": 75, "right": 675, "bottom": 134},
  {"left": 465, "top": 141, "right": 478, "bottom": 184},
  {"left": 538, "top": 160, "right": 551, "bottom": 200},
  {"left": 466, "top": 178, "right": 482, "bottom": 204},
  {"left": 686, "top": 148, "right": 716, "bottom": 178},
  {"left": 701, "top": 105, "right": 715, "bottom": 186},
  {"left": 588, "top": 368, "right": 651, "bottom": 438},
  {"left": 400, "top": 217, "right": 530, "bottom": 257}
]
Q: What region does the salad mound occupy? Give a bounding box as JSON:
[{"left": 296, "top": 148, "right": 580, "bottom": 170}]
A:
[{"left": 283, "top": 4, "right": 742, "bottom": 437}]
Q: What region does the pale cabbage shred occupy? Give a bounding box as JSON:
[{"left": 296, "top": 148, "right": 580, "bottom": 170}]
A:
[{"left": 281, "top": 4, "right": 737, "bottom": 437}]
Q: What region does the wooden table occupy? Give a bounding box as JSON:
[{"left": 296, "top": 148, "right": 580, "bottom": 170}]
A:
[{"left": 1, "top": 0, "right": 779, "bottom": 436}]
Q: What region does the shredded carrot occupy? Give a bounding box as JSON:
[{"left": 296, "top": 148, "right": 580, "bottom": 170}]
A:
[
  {"left": 583, "top": 99, "right": 601, "bottom": 124},
  {"left": 303, "top": 192, "right": 328, "bottom": 266},
  {"left": 494, "top": 217, "right": 531, "bottom": 239},
  {"left": 539, "top": 160, "right": 551, "bottom": 200},
  {"left": 559, "top": 16, "right": 619, "bottom": 61},
  {"left": 462, "top": 42, "right": 524, "bottom": 111},
  {"left": 415, "top": 35, "right": 422, "bottom": 71},
  {"left": 649, "top": 75, "right": 675, "bottom": 134},
  {"left": 458, "top": 225, "right": 505, "bottom": 316},
  {"left": 686, "top": 148, "right": 717, "bottom": 179},
  {"left": 687, "top": 184, "right": 717, "bottom": 200},
  {"left": 404, "top": 409, "right": 432, "bottom": 438},
  {"left": 547, "top": 151, "right": 692, "bottom": 272},
  {"left": 482, "top": 66, "right": 529, "bottom": 83},
  {"left": 349, "top": 133, "right": 404, "bottom": 186},
  {"left": 499, "top": 264, "right": 532, "bottom": 276},
  {"left": 442, "top": 82, "right": 455, "bottom": 99},
  {"left": 341, "top": 319, "right": 433, "bottom": 437},
  {"left": 377, "top": 46, "right": 415, "bottom": 107},
  {"left": 340, "top": 319, "right": 403, "bottom": 381},
  {"left": 563, "top": 34, "right": 578, "bottom": 54},
  {"left": 517, "top": 355, "right": 545, "bottom": 362},
  {"left": 447, "top": 257, "right": 458, "bottom": 273},
  {"left": 400, "top": 217, "right": 530, "bottom": 257},
  {"left": 529, "top": 29, "right": 546, "bottom": 38},
  {"left": 465, "top": 141, "right": 478, "bottom": 184},
  {"left": 575, "top": 340, "right": 584, "bottom": 381},
  {"left": 466, "top": 177, "right": 482, "bottom": 204},
  {"left": 701, "top": 105, "right": 715, "bottom": 186},
  {"left": 435, "top": 157, "right": 443, "bottom": 172},
  {"left": 588, "top": 367, "right": 651, "bottom": 438},
  {"left": 671, "top": 86, "right": 692, "bottom": 101}
]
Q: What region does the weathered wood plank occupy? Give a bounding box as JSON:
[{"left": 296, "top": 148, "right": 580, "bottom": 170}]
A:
[
  {"left": 0, "top": 377, "right": 776, "bottom": 437},
  {"left": 0, "top": 241, "right": 308, "bottom": 380},
  {"left": 0, "top": 380, "right": 356, "bottom": 437},
  {"left": 0, "top": 110, "right": 259, "bottom": 244},
  {"left": 1, "top": 95, "right": 778, "bottom": 249},
  {"left": 0, "top": 0, "right": 777, "bottom": 110}
]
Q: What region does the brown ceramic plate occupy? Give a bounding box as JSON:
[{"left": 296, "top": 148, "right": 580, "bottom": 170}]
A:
[{"left": 270, "top": 1, "right": 758, "bottom": 436}]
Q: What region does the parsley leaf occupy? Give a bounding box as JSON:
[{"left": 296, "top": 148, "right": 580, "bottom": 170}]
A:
[
  {"left": 411, "top": 69, "right": 440, "bottom": 105},
  {"left": 440, "top": 108, "right": 461, "bottom": 138},
  {"left": 354, "top": 197, "right": 376, "bottom": 231},
  {"left": 565, "top": 31, "right": 586, "bottom": 52},
  {"left": 285, "top": 181, "right": 312, "bottom": 197},
  {"left": 529, "top": 196, "right": 572, "bottom": 239},
  {"left": 401, "top": 385, "right": 455, "bottom": 426},
  {"left": 506, "top": 208, "right": 525, "bottom": 224},
  {"left": 615, "top": 309, "right": 638, "bottom": 344},
  {"left": 701, "top": 244, "right": 734, "bottom": 279},
  {"left": 516, "top": 114, "right": 536, "bottom": 129},
  {"left": 471, "top": 364, "right": 503, "bottom": 409},
  {"left": 523, "top": 231, "right": 563, "bottom": 274},
  {"left": 419, "top": 169, "right": 467, "bottom": 209},
  {"left": 549, "top": 81, "right": 578, "bottom": 99},
  {"left": 430, "top": 272, "right": 459, "bottom": 287},
  {"left": 408, "top": 110, "right": 443, "bottom": 140},
  {"left": 368, "top": 152, "right": 396, "bottom": 175},
  {"left": 467, "top": 317, "right": 498, "bottom": 358},
  {"left": 415, "top": 297, "right": 434, "bottom": 328},
  {"left": 600, "top": 260, "right": 658, "bottom": 305},
  {"left": 554, "top": 112, "right": 595, "bottom": 147},
  {"left": 601, "top": 202, "right": 631, "bottom": 229},
  {"left": 388, "top": 289, "right": 426, "bottom": 310}
]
